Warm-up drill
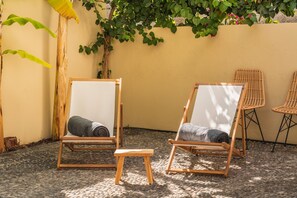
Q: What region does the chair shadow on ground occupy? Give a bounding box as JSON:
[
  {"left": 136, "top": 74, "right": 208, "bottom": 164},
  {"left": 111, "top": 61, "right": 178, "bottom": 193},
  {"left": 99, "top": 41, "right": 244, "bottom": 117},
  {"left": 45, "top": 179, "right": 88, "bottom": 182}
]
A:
[{"left": 1, "top": 129, "right": 297, "bottom": 197}]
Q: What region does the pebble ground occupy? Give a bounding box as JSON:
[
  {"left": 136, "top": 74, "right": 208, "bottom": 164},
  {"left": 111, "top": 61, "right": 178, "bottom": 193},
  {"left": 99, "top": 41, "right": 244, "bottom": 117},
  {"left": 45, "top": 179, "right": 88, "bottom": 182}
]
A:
[{"left": 1, "top": 128, "right": 297, "bottom": 198}]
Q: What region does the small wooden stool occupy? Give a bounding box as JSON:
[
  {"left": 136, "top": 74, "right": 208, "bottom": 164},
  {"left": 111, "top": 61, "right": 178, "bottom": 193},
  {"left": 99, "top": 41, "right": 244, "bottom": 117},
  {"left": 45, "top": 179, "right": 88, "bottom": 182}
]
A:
[{"left": 114, "top": 149, "right": 154, "bottom": 185}]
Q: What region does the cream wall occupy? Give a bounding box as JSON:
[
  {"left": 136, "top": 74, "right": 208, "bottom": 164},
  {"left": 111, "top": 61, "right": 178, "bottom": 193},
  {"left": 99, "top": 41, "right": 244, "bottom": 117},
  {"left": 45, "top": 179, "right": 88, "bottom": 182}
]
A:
[
  {"left": 110, "top": 24, "right": 297, "bottom": 144},
  {"left": 3, "top": 0, "right": 53, "bottom": 144},
  {"left": 3, "top": 1, "right": 97, "bottom": 144},
  {"left": 2, "top": 1, "right": 297, "bottom": 145}
]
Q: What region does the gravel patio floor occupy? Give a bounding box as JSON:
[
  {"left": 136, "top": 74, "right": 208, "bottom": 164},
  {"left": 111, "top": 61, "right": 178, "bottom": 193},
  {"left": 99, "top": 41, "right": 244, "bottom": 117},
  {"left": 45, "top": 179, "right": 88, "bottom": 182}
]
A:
[{"left": 1, "top": 128, "right": 297, "bottom": 198}]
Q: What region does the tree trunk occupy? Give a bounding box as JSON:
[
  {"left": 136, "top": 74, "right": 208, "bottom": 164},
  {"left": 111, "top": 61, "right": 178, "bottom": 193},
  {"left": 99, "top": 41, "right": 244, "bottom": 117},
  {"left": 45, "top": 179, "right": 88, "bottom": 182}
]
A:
[
  {"left": 100, "top": 4, "right": 115, "bottom": 79},
  {"left": 52, "top": 15, "right": 68, "bottom": 140},
  {"left": 101, "top": 36, "right": 111, "bottom": 79},
  {"left": 0, "top": 0, "right": 4, "bottom": 153}
]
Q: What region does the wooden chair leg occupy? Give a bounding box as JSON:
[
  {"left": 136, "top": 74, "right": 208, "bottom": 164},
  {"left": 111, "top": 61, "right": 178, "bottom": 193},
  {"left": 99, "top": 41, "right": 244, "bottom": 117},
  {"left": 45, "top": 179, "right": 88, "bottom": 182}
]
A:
[
  {"left": 115, "top": 156, "right": 125, "bottom": 185},
  {"left": 57, "top": 142, "right": 63, "bottom": 169},
  {"left": 65, "top": 143, "right": 75, "bottom": 151},
  {"left": 166, "top": 146, "right": 177, "bottom": 174},
  {"left": 120, "top": 103, "right": 124, "bottom": 147}
]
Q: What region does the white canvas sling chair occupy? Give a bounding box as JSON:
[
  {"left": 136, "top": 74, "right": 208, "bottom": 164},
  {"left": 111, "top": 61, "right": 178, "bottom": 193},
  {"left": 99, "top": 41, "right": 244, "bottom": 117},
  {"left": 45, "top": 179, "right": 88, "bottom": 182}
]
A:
[
  {"left": 57, "top": 78, "right": 123, "bottom": 169},
  {"left": 166, "top": 83, "right": 247, "bottom": 176}
]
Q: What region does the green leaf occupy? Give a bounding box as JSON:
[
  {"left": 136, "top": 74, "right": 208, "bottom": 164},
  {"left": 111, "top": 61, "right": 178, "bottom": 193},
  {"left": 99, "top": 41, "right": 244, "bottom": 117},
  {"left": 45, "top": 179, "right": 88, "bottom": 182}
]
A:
[
  {"left": 245, "top": 18, "right": 254, "bottom": 26},
  {"left": 170, "top": 25, "right": 177, "bottom": 33},
  {"left": 180, "top": 8, "right": 193, "bottom": 19},
  {"left": 180, "top": 8, "right": 186, "bottom": 17},
  {"left": 223, "top": 1, "right": 232, "bottom": 7},
  {"left": 3, "top": 49, "right": 52, "bottom": 68},
  {"left": 278, "top": 3, "right": 286, "bottom": 12},
  {"left": 250, "top": 15, "right": 258, "bottom": 23},
  {"left": 145, "top": 2, "right": 151, "bottom": 7},
  {"left": 202, "top": 1, "right": 209, "bottom": 8},
  {"left": 143, "top": 37, "right": 150, "bottom": 44},
  {"left": 3, "top": 15, "right": 56, "bottom": 38},
  {"left": 84, "top": 46, "right": 91, "bottom": 55},
  {"left": 91, "top": 44, "right": 98, "bottom": 53},
  {"left": 212, "top": 0, "right": 220, "bottom": 8},
  {"left": 79, "top": 45, "right": 83, "bottom": 53},
  {"left": 192, "top": 17, "right": 200, "bottom": 26},
  {"left": 290, "top": 2, "right": 297, "bottom": 11},
  {"left": 219, "top": 3, "right": 228, "bottom": 12},
  {"left": 47, "top": 0, "right": 79, "bottom": 23},
  {"left": 174, "top": 4, "right": 182, "bottom": 13}
]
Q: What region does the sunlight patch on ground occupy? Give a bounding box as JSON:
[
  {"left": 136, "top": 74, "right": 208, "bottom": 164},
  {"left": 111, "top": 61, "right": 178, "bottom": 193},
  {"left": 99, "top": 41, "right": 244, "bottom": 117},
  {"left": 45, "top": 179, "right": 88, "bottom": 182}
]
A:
[
  {"left": 229, "top": 164, "right": 242, "bottom": 170},
  {"left": 249, "top": 177, "right": 262, "bottom": 182},
  {"left": 61, "top": 178, "right": 123, "bottom": 198}
]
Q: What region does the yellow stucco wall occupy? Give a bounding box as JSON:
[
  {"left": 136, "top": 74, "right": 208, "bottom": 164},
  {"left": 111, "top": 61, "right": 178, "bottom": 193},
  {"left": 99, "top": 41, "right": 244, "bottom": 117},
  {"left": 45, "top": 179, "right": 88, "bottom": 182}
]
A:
[
  {"left": 2, "top": 0, "right": 97, "bottom": 144},
  {"left": 2, "top": 1, "right": 297, "bottom": 144},
  {"left": 110, "top": 24, "right": 297, "bottom": 143}
]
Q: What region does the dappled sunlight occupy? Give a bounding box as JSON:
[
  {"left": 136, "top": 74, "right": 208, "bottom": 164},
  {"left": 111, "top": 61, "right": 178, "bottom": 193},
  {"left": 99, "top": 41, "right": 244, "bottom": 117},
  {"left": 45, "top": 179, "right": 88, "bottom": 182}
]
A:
[
  {"left": 229, "top": 164, "right": 242, "bottom": 170},
  {"left": 1, "top": 129, "right": 297, "bottom": 197},
  {"left": 61, "top": 178, "right": 123, "bottom": 197},
  {"left": 198, "top": 159, "right": 214, "bottom": 165},
  {"left": 249, "top": 177, "right": 262, "bottom": 182},
  {"left": 191, "top": 85, "right": 242, "bottom": 134},
  {"left": 283, "top": 177, "right": 295, "bottom": 181}
]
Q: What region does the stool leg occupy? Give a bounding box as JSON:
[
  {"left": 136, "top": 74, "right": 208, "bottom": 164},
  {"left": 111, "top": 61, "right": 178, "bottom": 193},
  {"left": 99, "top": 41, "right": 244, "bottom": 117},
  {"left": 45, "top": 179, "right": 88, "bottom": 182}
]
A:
[
  {"left": 144, "top": 156, "right": 153, "bottom": 184},
  {"left": 115, "top": 156, "right": 125, "bottom": 185}
]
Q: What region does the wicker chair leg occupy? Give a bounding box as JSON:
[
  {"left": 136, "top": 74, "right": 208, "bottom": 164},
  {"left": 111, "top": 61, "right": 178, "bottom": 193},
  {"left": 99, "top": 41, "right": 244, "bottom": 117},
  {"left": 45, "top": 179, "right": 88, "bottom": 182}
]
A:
[
  {"left": 243, "top": 110, "right": 249, "bottom": 150},
  {"left": 271, "top": 114, "right": 293, "bottom": 152},
  {"left": 253, "top": 109, "right": 265, "bottom": 142},
  {"left": 284, "top": 114, "right": 293, "bottom": 147},
  {"left": 244, "top": 109, "right": 265, "bottom": 149},
  {"left": 271, "top": 115, "right": 286, "bottom": 152}
]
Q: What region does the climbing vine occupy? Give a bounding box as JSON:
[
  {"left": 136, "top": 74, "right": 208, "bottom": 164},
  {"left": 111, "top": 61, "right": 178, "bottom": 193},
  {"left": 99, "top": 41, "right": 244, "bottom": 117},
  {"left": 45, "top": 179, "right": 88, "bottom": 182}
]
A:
[{"left": 79, "top": 0, "right": 297, "bottom": 78}]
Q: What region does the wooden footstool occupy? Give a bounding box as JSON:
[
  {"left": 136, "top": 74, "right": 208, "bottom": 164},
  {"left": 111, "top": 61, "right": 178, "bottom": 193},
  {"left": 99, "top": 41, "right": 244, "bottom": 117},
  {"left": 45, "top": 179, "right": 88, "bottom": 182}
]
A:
[{"left": 114, "top": 149, "right": 154, "bottom": 185}]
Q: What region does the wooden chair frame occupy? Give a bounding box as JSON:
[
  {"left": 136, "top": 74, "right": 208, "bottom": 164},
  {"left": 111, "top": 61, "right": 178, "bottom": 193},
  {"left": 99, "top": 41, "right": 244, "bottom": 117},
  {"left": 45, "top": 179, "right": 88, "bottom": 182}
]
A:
[
  {"left": 271, "top": 72, "right": 297, "bottom": 152},
  {"left": 166, "top": 83, "right": 247, "bottom": 177},
  {"left": 57, "top": 78, "right": 123, "bottom": 169},
  {"left": 234, "top": 69, "right": 265, "bottom": 148}
]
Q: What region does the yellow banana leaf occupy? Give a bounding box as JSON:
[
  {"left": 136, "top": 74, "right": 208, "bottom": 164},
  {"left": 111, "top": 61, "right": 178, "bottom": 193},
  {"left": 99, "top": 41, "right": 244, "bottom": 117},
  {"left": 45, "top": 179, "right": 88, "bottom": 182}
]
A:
[
  {"left": 3, "top": 49, "right": 52, "bottom": 68},
  {"left": 47, "top": 0, "right": 79, "bottom": 23},
  {"left": 3, "top": 14, "right": 56, "bottom": 38}
]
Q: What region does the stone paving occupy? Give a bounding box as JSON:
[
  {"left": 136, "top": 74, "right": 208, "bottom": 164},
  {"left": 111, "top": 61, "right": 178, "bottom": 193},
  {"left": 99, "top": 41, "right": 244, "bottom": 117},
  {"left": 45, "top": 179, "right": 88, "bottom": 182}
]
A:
[{"left": 1, "top": 128, "right": 297, "bottom": 198}]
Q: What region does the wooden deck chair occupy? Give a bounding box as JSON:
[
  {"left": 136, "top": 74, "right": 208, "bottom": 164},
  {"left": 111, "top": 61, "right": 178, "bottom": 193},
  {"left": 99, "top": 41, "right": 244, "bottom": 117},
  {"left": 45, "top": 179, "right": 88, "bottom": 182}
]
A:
[
  {"left": 271, "top": 72, "right": 297, "bottom": 152},
  {"left": 234, "top": 69, "right": 265, "bottom": 148},
  {"left": 57, "top": 78, "right": 123, "bottom": 168},
  {"left": 166, "top": 83, "right": 247, "bottom": 176}
]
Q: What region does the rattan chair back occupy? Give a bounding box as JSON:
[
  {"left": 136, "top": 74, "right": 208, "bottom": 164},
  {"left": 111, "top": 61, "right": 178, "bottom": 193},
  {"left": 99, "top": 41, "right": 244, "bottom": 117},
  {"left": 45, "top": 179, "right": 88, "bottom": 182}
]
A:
[
  {"left": 234, "top": 69, "right": 265, "bottom": 110},
  {"left": 283, "top": 71, "right": 297, "bottom": 108},
  {"left": 273, "top": 71, "right": 297, "bottom": 114},
  {"left": 271, "top": 72, "right": 297, "bottom": 152}
]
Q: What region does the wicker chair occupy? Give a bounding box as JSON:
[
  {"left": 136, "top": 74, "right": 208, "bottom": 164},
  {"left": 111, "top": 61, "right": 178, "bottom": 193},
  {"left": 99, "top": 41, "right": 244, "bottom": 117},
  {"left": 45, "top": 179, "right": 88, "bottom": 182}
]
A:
[
  {"left": 271, "top": 72, "right": 297, "bottom": 152},
  {"left": 234, "top": 69, "right": 265, "bottom": 147}
]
